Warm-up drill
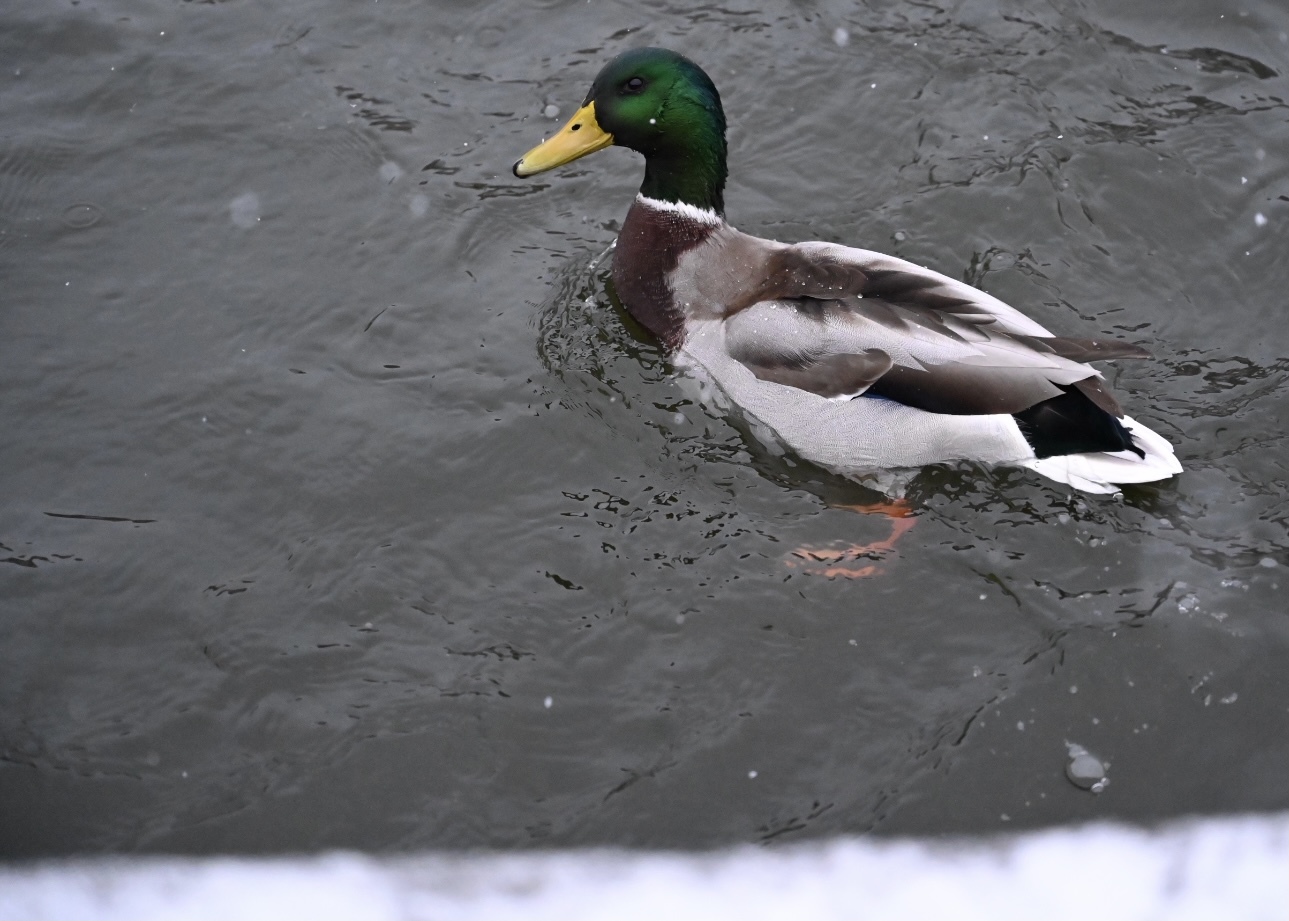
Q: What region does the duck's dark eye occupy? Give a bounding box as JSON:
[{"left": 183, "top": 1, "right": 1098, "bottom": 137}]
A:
[{"left": 623, "top": 76, "right": 645, "bottom": 94}]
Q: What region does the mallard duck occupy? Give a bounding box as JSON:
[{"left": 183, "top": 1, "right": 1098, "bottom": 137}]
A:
[{"left": 513, "top": 47, "right": 1181, "bottom": 495}]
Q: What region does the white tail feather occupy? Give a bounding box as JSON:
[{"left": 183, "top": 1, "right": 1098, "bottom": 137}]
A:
[{"left": 1020, "top": 414, "right": 1182, "bottom": 495}]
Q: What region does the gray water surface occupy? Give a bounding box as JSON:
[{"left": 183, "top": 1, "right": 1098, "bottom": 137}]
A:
[{"left": 2, "top": 0, "right": 1288, "bottom": 856}]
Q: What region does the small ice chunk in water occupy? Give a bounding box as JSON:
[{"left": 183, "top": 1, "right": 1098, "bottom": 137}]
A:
[
  {"left": 832, "top": 27, "right": 849, "bottom": 47},
  {"left": 1065, "top": 741, "right": 1108, "bottom": 793},
  {"left": 379, "top": 161, "right": 403, "bottom": 183},
  {"left": 229, "top": 192, "right": 260, "bottom": 229},
  {"left": 543, "top": 103, "right": 560, "bottom": 119}
]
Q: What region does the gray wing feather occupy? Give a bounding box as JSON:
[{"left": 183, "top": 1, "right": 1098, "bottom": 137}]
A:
[{"left": 723, "top": 241, "right": 1148, "bottom": 414}]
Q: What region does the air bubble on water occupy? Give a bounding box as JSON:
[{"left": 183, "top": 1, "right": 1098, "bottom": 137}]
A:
[
  {"left": 543, "top": 696, "right": 553, "bottom": 709},
  {"left": 1069, "top": 685, "right": 1078, "bottom": 694},
  {"left": 893, "top": 230, "right": 907, "bottom": 242},
  {"left": 229, "top": 192, "right": 261, "bottom": 229},
  {"left": 379, "top": 161, "right": 403, "bottom": 183},
  {"left": 849, "top": 639, "right": 857, "bottom": 646},
  {"left": 1065, "top": 741, "right": 1108, "bottom": 792},
  {"left": 832, "top": 27, "right": 849, "bottom": 46},
  {"left": 409, "top": 194, "right": 429, "bottom": 218},
  {"left": 1259, "top": 557, "right": 1277, "bottom": 568},
  {"left": 972, "top": 665, "right": 983, "bottom": 677},
  {"left": 673, "top": 412, "right": 685, "bottom": 425},
  {"left": 543, "top": 104, "right": 560, "bottom": 119},
  {"left": 1220, "top": 577, "right": 1245, "bottom": 589},
  {"left": 1157, "top": 517, "right": 1172, "bottom": 529}
]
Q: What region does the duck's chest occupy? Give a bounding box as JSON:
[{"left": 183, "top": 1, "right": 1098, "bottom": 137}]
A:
[{"left": 610, "top": 198, "right": 727, "bottom": 351}]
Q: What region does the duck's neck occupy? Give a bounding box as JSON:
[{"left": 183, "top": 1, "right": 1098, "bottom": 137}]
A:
[
  {"left": 638, "top": 127, "right": 727, "bottom": 216},
  {"left": 641, "top": 153, "right": 732, "bottom": 216}
]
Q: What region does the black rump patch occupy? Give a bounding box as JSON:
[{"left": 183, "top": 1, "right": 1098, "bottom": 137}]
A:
[{"left": 1013, "top": 385, "right": 1143, "bottom": 458}]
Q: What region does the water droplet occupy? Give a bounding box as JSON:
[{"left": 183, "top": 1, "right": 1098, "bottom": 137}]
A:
[
  {"left": 543, "top": 104, "right": 559, "bottom": 119},
  {"left": 229, "top": 192, "right": 261, "bottom": 229},
  {"left": 379, "top": 161, "right": 403, "bottom": 183},
  {"left": 1255, "top": 213, "right": 1267, "bottom": 227},
  {"left": 893, "top": 230, "right": 907, "bottom": 242},
  {"left": 748, "top": 770, "right": 758, "bottom": 779},
  {"left": 1065, "top": 742, "right": 1108, "bottom": 792},
  {"left": 832, "top": 27, "right": 850, "bottom": 46},
  {"left": 1259, "top": 557, "right": 1277, "bottom": 568},
  {"left": 62, "top": 202, "right": 103, "bottom": 229},
  {"left": 409, "top": 193, "right": 429, "bottom": 218},
  {"left": 543, "top": 696, "right": 552, "bottom": 709}
]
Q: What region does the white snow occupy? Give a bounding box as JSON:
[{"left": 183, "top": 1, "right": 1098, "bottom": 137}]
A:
[{"left": 0, "top": 814, "right": 1285, "bottom": 921}]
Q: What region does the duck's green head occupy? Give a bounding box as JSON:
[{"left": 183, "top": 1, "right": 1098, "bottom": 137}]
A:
[{"left": 513, "top": 48, "right": 728, "bottom": 214}]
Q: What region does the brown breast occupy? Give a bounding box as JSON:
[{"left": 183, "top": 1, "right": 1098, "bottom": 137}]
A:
[{"left": 611, "top": 198, "right": 720, "bottom": 352}]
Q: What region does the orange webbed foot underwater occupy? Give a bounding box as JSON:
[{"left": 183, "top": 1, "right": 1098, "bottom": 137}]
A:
[{"left": 787, "top": 500, "right": 917, "bottom": 579}]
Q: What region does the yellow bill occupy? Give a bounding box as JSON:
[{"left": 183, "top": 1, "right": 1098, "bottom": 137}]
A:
[{"left": 513, "top": 102, "right": 613, "bottom": 177}]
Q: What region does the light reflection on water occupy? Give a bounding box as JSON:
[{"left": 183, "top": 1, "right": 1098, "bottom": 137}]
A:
[{"left": 0, "top": 0, "right": 1287, "bottom": 856}]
